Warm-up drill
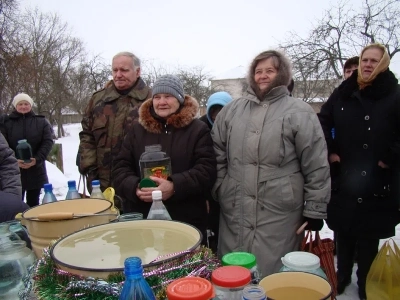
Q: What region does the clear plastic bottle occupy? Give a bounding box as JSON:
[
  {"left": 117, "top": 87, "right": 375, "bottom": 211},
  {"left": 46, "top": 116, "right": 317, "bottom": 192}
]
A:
[
  {"left": 147, "top": 190, "right": 172, "bottom": 220},
  {"left": 16, "top": 139, "right": 32, "bottom": 163},
  {"left": 119, "top": 257, "right": 156, "bottom": 300},
  {"left": 90, "top": 180, "right": 106, "bottom": 199},
  {"left": 242, "top": 285, "right": 267, "bottom": 300},
  {"left": 42, "top": 183, "right": 57, "bottom": 204},
  {"left": 65, "top": 180, "right": 81, "bottom": 200}
]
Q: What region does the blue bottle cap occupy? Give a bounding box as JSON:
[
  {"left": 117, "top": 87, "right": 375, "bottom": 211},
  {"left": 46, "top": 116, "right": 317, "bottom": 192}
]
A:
[
  {"left": 67, "top": 180, "right": 76, "bottom": 188},
  {"left": 43, "top": 183, "right": 52, "bottom": 191},
  {"left": 92, "top": 180, "right": 100, "bottom": 186}
]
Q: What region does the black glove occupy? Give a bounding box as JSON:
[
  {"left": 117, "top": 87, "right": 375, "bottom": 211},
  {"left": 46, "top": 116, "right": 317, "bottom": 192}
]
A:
[{"left": 304, "top": 217, "right": 324, "bottom": 231}]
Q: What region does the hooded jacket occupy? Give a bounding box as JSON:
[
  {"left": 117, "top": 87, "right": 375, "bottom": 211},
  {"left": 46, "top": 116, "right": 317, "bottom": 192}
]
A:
[
  {"left": 199, "top": 92, "right": 233, "bottom": 129},
  {"left": 211, "top": 51, "right": 330, "bottom": 276},
  {"left": 112, "top": 95, "right": 217, "bottom": 234}
]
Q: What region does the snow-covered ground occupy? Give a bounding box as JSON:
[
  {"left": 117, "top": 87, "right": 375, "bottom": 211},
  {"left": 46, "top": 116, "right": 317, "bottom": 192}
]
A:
[{"left": 45, "top": 123, "right": 400, "bottom": 299}]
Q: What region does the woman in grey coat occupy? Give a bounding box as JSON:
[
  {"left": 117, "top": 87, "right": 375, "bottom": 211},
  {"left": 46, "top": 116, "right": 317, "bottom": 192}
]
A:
[
  {"left": 0, "top": 132, "right": 29, "bottom": 222},
  {"left": 211, "top": 50, "right": 331, "bottom": 277}
]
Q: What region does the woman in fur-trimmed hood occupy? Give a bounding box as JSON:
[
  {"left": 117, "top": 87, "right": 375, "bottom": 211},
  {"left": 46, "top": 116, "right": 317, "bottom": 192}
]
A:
[
  {"left": 211, "top": 50, "right": 330, "bottom": 277},
  {"left": 112, "top": 75, "right": 217, "bottom": 241}
]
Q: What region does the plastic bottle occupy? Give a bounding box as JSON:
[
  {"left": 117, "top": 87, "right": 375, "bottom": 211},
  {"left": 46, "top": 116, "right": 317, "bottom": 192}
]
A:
[
  {"left": 242, "top": 285, "right": 267, "bottom": 300},
  {"left": 16, "top": 139, "right": 32, "bottom": 163},
  {"left": 119, "top": 257, "right": 156, "bottom": 300},
  {"left": 65, "top": 180, "right": 81, "bottom": 200},
  {"left": 147, "top": 190, "right": 172, "bottom": 220},
  {"left": 42, "top": 183, "right": 57, "bottom": 204},
  {"left": 90, "top": 180, "right": 106, "bottom": 199}
]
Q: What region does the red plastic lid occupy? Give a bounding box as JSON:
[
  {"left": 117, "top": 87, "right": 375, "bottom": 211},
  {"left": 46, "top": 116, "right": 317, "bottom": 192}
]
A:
[
  {"left": 211, "top": 266, "right": 251, "bottom": 288},
  {"left": 167, "top": 277, "right": 215, "bottom": 300}
]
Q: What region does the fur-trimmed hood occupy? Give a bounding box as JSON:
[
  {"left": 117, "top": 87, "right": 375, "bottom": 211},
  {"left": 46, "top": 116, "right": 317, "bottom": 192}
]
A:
[
  {"left": 247, "top": 50, "right": 292, "bottom": 100},
  {"left": 139, "top": 95, "right": 199, "bottom": 134}
]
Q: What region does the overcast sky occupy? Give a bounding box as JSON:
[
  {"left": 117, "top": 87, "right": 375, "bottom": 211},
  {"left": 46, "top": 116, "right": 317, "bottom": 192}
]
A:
[{"left": 21, "top": 0, "right": 400, "bottom": 78}]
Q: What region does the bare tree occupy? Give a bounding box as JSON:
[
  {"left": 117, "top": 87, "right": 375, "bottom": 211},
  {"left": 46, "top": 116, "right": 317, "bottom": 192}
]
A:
[
  {"left": 176, "top": 66, "right": 215, "bottom": 108},
  {"left": 279, "top": 0, "right": 400, "bottom": 102},
  {"left": 0, "top": 0, "right": 19, "bottom": 110}
]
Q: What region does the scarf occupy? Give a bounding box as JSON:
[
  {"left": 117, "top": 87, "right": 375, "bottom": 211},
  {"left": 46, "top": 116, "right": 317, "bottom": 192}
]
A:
[{"left": 357, "top": 43, "right": 390, "bottom": 90}]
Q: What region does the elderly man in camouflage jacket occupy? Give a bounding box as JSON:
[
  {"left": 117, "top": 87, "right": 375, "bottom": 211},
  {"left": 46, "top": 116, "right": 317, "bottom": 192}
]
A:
[{"left": 79, "top": 52, "right": 151, "bottom": 197}]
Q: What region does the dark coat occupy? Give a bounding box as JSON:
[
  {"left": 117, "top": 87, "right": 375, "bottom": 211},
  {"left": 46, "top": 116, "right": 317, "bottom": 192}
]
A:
[
  {"left": 112, "top": 96, "right": 217, "bottom": 234},
  {"left": 1, "top": 111, "right": 54, "bottom": 190},
  {"left": 318, "top": 70, "right": 400, "bottom": 238},
  {"left": 199, "top": 114, "right": 212, "bottom": 130}
]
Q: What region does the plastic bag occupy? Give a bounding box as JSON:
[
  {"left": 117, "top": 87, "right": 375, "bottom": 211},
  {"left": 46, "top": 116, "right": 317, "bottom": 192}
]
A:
[{"left": 366, "top": 239, "right": 400, "bottom": 300}]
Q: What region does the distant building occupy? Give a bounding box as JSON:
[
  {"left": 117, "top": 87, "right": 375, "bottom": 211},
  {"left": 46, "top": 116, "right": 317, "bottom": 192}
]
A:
[{"left": 210, "top": 66, "right": 339, "bottom": 113}]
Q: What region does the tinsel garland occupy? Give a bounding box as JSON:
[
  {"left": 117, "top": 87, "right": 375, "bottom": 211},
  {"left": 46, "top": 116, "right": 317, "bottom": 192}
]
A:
[{"left": 21, "top": 246, "right": 220, "bottom": 300}]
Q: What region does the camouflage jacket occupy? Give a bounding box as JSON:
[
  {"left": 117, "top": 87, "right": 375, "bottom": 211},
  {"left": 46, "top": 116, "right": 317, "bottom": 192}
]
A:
[{"left": 79, "top": 78, "right": 151, "bottom": 190}]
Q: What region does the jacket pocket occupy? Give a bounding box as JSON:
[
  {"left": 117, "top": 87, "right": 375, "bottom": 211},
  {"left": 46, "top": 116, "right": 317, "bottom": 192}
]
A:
[
  {"left": 218, "top": 175, "right": 240, "bottom": 222},
  {"left": 262, "top": 174, "right": 302, "bottom": 212},
  {"left": 92, "top": 114, "right": 108, "bottom": 148}
]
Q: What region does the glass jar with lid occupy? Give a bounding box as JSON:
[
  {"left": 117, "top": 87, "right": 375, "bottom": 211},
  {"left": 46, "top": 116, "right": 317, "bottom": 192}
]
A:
[
  {"left": 139, "top": 144, "right": 171, "bottom": 188},
  {"left": 211, "top": 266, "right": 251, "bottom": 300},
  {"left": 0, "top": 240, "right": 36, "bottom": 298},
  {"left": 222, "top": 252, "right": 261, "bottom": 284},
  {"left": 279, "top": 251, "right": 327, "bottom": 279},
  {"left": 167, "top": 277, "right": 215, "bottom": 300}
]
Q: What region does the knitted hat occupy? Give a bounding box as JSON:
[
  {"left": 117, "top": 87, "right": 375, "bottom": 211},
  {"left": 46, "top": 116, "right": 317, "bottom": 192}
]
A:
[
  {"left": 152, "top": 75, "right": 185, "bottom": 104},
  {"left": 12, "top": 93, "right": 34, "bottom": 108}
]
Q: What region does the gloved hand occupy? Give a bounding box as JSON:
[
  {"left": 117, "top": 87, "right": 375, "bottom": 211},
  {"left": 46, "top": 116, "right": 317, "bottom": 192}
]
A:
[{"left": 304, "top": 217, "right": 324, "bottom": 231}]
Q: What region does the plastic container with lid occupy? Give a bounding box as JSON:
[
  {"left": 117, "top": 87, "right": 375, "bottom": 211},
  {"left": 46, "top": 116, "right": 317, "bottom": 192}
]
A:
[
  {"left": 167, "top": 277, "right": 215, "bottom": 300},
  {"left": 279, "top": 251, "right": 327, "bottom": 279},
  {"left": 222, "top": 252, "right": 261, "bottom": 284},
  {"left": 211, "top": 266, "right": 251, "bottom": 300}
]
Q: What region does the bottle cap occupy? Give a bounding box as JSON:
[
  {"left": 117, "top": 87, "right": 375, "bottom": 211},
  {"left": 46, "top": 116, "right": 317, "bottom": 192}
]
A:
[
  {"left": 92, "top": 180, "right": 100, "bottom": 186},
  {"left": 152, "top": 190, "right": 162, "bottom": 200},
  {"left": 222, "top": 252, "right": 257, "bottom": 269},
  {"left": 211, "top": 266, "right": 251, "bottom": 288},
  {"left": 281, "top": 251, "right": 320, "bottom": 271},
  {"left": 67, "top": 180, "right": 76, "bottom": 188},
  {"left": 167, "top": 277, "right": 214, "bottom": 300},
  {"left": 18, "top": 139, "right": 27, "bottom": 143},
  {"left": 43, "top": 183, "right": 53, "bottom": 191}
]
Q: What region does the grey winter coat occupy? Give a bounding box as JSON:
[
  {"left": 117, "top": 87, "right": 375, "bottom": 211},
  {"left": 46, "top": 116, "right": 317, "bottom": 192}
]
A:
[
  {"left": 211, "top": 86, "right": 331, "bottom": 277},
  {"left": 0, "top": 132, "right": 21, "bottom": 197}
]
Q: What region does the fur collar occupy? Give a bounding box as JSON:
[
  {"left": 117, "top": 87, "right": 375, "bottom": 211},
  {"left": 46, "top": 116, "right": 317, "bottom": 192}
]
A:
[
  {"left": 339, "top": 69, "right": 398, "bottom": 100},
  {"left": 139, "top": 95, "right": 199, "bottom": 134}
]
